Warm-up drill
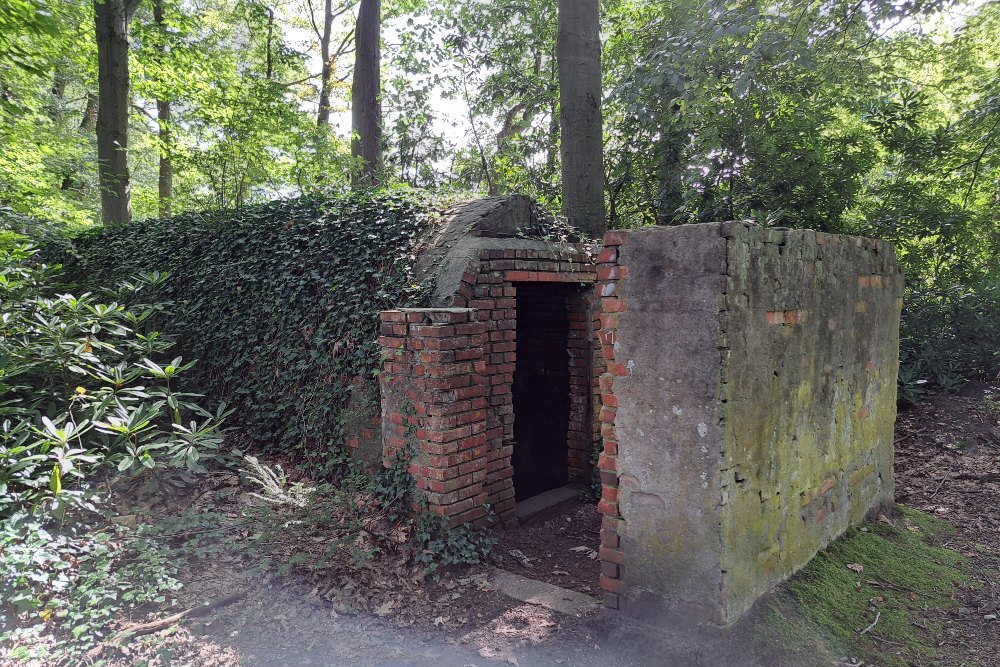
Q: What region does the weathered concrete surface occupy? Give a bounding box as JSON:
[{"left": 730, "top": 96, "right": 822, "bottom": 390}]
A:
[
  {"left": 413, "top": 195, "right": 590, "bottom": 306},
  {"left": 718, "top": 223, "right": 901, "bottom": 621},
  {"left": 488, "top": 569, "right": 600, "bottom": 616},
  {"left": 604, "top": 222, "right": 901, "bottom": 625},
  {"left": 610, "top": 225, "right": 729, "bottom": 625}
]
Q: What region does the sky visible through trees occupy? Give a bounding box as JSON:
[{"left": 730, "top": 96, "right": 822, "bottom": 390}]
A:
[{"left": 0, "top": 0, "right": 997, "bottom": 288}]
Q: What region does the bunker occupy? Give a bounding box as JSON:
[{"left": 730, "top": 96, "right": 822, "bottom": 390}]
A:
[{"left": 376, "top": 196, "right": 902, "bottom": 626}]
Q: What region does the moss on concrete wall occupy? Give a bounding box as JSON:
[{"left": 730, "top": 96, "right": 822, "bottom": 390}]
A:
[
  {"left": 602, "top": 222, "right": 901, "bottom": 625},
  {"left": 719, "top": 224, "right": 902, "bottom": 621}
]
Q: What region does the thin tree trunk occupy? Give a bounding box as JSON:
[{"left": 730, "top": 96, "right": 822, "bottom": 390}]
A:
[
  {"left": 317, "top": 0, "right": 334, "bottom": 126},
  {"left": 351, "top": 0, "right": 381, "bottom": 186},
  {"left": 49, "top": 71, "right": 66, "bottom": 122},
  {"left": 94, "top": 0, "right": 140, "bottom": 225},
  {"left": 557, "top": 0, "right": 605, "bottom": 238},
  {"left": 156, "top": 99, "right": 172, "bottom": 217},
  {"left": 80, "top": 91, "right": 99, "bottom": 132},
  {"left": 265, "top": 6, "right": 274, "bottom": 80},
  {"left": 154, "top": 0, "right": 173, "bottom": 218},
  {"left": 546, "top": 57, "right": 559, "bottom": 175}
]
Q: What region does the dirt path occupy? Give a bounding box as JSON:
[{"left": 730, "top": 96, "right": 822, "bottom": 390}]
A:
[{"left": 96, "top": 383, "right": 1000, "bottom": 667}]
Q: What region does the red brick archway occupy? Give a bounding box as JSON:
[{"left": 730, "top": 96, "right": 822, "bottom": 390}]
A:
[{"left": 378, "top": 244, "right": 599, "bottom": 527}]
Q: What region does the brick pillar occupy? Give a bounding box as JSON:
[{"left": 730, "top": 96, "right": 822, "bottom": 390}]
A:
[
  {"left": 378, "top": 308, "right": 490, "bottom": 526},
  {"left": 595, "top": 233, "right": 629, "bottom": 609}
]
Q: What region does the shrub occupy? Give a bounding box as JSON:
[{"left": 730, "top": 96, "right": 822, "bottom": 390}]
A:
[
  {"left": 240, "top": 453, "right": 495, "bottom": 584},
  {"left": 61, "top": 191, "right": 435, "bottom": 468},
  {"left": 898, "top": 281, "right": 1000, "bottom": 402},
  {"left": 0, "top": 518, "right": 182, "bottom": 661},
  {"left": 0, "top": 241, "right": 227, "bottom": 661},
  {"left": 0, "top": 242, "right": 227, "bottom": 519}
]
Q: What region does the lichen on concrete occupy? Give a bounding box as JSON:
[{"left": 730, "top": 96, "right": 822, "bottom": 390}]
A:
[{"left": 603, "top": 221, "right": 902, "bottom": 626}]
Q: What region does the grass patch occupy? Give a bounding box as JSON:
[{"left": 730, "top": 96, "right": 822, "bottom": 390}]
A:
[{"left": 760, "top": 506, "right": 970, "bottom": 666}]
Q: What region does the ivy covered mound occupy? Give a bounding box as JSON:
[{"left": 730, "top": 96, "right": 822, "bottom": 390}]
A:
[{"left": 65, "top": 191, "right": 436, "bottom": 467}]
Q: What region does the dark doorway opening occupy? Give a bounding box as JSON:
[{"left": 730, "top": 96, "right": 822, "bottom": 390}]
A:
[{"left": 512, "top": 282, "right": 573, "bottom": 501}]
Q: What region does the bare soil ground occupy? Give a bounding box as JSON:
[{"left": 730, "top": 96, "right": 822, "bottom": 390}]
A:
[
  {"left": 493, "top": 502, "right": 602, "bottom": 595},
  {"left": 892, "top": 381, "right": 1000, "bottom": 665},
  {"left": 9, "top": 384, "right": 999, "bottom": 666}
]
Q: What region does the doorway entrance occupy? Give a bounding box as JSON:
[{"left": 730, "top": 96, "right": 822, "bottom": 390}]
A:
[{"left": 512, "top": 282, "right": 574, "bottom": 500}]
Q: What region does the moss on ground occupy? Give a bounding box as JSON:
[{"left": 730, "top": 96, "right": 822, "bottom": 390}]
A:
[{"left": 758, "top": 506, "right": 971, "bottom": 666}]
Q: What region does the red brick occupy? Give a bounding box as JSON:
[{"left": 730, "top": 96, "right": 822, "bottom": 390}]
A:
[
  {"left": 601, "top": 531, "right": 621, "bottom": 551},
  {"left": 409, "top": 324, "right": 456, "bottom": 338},
  {"left": 602, "top": 297, "right": 626, "bottom": 313},
  {"left": 596, "top": 246, "right": 618, "bottom": 263},
  {"left": 607, "top": 362, "right": 628, "bottom": 377},
  {"left": 599, "top": 546, "right": 625, "bottom": 565},
  {"left": 597, "top": 452, "right": 617, "bottom": 471},
  {"left": 380, "top": 310, "right": 407, "bottom": 323},
  {"left": 603, "top": 230, "right": 629, "bottom": 246},
  {"left": 597, "top": 499, "right": 619, "bottom": 516},
  {"left": 599, "top": 574, "right": 625, "bottom": 594}
]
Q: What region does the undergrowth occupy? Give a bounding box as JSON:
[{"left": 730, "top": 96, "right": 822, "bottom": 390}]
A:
[
  {"left": 762, "top": 506, "right": 970, "bottom": 667},
  {"left": 241, "top": 452, "right": 496, "bottom": 583}
]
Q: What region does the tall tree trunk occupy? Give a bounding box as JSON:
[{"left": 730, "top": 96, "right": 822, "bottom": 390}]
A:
[
  {"left": 265, "top": 5, "right": 274, "bottom": 80},
  {"left": 153, "top": 0, "right": 172, "bottom": 218},
  {"left": 317, "top": 0, "right": 334, "bottom": 126},
  {"left": 80, "top": 91, "right": 99, "bottom": 132},
  {"left": 351, "top": 0, "right": 381, "bottom": 186},
  {"left": 557, "top": 0, "right": 605, "bottom": 238},
  {"left": 157, "top": 98, "right": 172, "bottom": 218},
  {"left": 94, "top": 0, "right": 139, "bottom": 225}
]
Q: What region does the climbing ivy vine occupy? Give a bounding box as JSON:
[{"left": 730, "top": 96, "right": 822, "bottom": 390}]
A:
[{"left": 63, "top": 190, "right": 435, "bottom": 468}]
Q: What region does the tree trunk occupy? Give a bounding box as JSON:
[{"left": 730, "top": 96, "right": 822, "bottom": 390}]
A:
[
  {"left": 557, "top": 0, "right": 605, "bottom": 238},
  {"left": 80, "top": 91, "right": 99, "bottom": 132},
  {"left": 265, "top": 6, "right": 274, "bottom": 80},
  {"left": 154, "top": 0, "right": 172, "bottom": 218},
  {"left": 94, "top": 0, "right": 139, "bottom": 225},
  {"left": 317, "top": 0, "right": 334, "bottom": 126},
  {"left": 351, "top": 0, "right": 381, "bottom": 186}
]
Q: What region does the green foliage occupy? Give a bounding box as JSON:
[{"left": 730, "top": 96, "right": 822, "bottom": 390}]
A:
[
  {"left": 0, "top": 0, "right": 355, "bottom": 225},
  {"left": 0, "top": 517, "right": 183, "bottom": 661},
  {"left": 0, "top": 242, "right": 227, "bottom": 519},
  {"left": 64, "top": 191, "right": 434, "bottom": 467},
  {"left": 898, "top": 282, "right": 1000, "bottom": 401},
  {"left": 411, "top": 511, "right": 497, "bottom": 574},
  {"left": 240, "top": 452, "right": 494, "bottom": 581}
]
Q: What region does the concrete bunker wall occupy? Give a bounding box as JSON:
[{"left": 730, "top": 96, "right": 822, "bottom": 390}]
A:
[{"left": 595, "top": 222, "right": 902, "bottom": 625}]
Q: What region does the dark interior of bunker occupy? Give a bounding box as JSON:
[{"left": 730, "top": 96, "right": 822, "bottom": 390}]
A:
[{"left": 511, "top": 282, "right": 574, "bottom": 500}]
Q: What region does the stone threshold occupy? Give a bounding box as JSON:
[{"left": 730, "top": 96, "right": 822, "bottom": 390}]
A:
[
  {"left": 488, "top": 568, "right": 599, "bottom": 617},
  {"left": 513, "top": 484, "right": 586, "bottom": 524}
]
